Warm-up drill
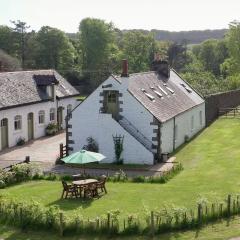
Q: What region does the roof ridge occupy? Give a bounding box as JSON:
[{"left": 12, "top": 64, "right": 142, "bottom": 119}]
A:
[{"left": 0, "top": 69, "right": 54, "bottom": 75}]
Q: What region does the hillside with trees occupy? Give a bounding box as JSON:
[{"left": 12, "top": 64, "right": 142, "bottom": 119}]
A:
[{"left": 0, "top": 19, "right": 239, "bottom": 96}]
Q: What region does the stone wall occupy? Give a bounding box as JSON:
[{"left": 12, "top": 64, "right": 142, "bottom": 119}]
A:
[{"left": 205, "top": 89, "right": 240, "bottom": 125}]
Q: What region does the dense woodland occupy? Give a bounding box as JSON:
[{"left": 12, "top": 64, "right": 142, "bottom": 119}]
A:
[{"left": 0, "top": 19, "right": 240, "bottom": 96}]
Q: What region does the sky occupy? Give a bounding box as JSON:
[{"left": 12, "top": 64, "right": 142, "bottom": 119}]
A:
[{"left": 0, "top": 0, "right": 240, "bottom": 33}]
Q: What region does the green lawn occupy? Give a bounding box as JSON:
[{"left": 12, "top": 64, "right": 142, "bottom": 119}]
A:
[{"left": 1, "top": 118, "right": 240, "bottom": 220}]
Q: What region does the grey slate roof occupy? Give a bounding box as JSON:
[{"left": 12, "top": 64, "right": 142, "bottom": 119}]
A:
[
  {"left": 0, "top": 70, "right": 79, "bottom": 110},
  {"left": 116, "top": 70, "right": 204, "bottom": 123}
]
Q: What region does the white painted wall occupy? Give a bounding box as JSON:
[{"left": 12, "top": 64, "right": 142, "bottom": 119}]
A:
[
  {"left": 70, "top": 113, "right": 153, "bottom": 164},
  {"left": 0, "top": 97, "right": 78, "bottom": 151},
  {"left": 161, "top": 103, "right": 206, "bottom": 153},
  {"left": 69, "top": 76, "right": 154, "bottom": 164}
]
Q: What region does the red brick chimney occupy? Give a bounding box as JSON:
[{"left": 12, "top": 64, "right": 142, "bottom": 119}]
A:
[{"left": 121, "top": 59, "right": 129, "bottom": 77}]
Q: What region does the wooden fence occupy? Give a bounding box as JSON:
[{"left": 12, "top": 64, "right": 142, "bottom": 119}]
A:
[
  {"left": 2, "top": 156, "right": 31, "bottom": 171},
  {"left": 218, "top": 107, "right": 240, "bottom": 118}
]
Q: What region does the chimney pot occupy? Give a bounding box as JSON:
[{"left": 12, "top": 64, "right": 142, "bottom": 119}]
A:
[{"left": 121, "top": 59, "right": 129, "bottom": 77}]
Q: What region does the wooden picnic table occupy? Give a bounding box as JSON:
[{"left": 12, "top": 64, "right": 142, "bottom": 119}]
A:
[
  {"left": 73, "top": 179, "right": 99, "bottom": 198},
  {"left": 72, "top": 179, "right": 98, "bottom": 186}
]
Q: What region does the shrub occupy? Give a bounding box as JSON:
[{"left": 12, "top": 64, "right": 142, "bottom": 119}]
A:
[
  {"left": 46, "top": 123, "right": 58, "bottom": 136},
  {"left": 17, "top": 137, "right": 25, "bottom": 146},
  {"left": 83, "top": 137, "right": 99, "bottom": 152},
  {"left": 11, "top": 163, "right": 40, "bottom": 182}
]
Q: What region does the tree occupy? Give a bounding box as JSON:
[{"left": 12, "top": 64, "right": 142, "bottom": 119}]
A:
[
  {"left": 0, "top": 49, "right": 21, "bottom": 71},
  {"left": 222, "top": 21, "right": 240, "bottom": 76},
  {"left": 121, "top": 31, "right": 157, "bottom": 73},
  {"left": 11, "top": 20, "right": 30, "bottom": 69},
  {"left": 167, "top": 42, "right": 189, "bottom": 72},
  {"left": 0, "top": 25, "right": 15, "bottom": 55},
  {"left": 193, "top": 39, "right": 228, "bottom": 76},
  {"left": 34, "top": 26, "right": 75, "bottom": 73},
  {"left": 79, "top": 18, "right": 119, "bottom": 89}
]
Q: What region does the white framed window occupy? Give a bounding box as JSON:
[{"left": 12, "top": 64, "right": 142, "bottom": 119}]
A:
[
  {"left": 174, "top": 124, "right": 178, "bottom": 141},
  {"left": 191, "top": 116, "right": 194, "bottom": 131},
  {"left": 199, "top": 111, "right": 203, "bottom": 126},
  {"left": 38, "top": 110, "right": 45, "bottom": 124},
  {"left": 14, "top": 115, "right": 22, "bottom": 130},
  {"left": 50, "top": 108, "right": 55, "bottom": 121}
]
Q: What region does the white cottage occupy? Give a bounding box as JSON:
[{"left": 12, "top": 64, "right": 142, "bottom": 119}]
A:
[
  {"left": 68, "top": 60, "right": 205, "bottom": 165},
  {"left": 0, "top": 69, "right": 79, "bottom": 151}
]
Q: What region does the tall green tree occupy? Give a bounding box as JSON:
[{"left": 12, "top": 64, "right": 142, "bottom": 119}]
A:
[
  {"left": 79, "top": 18, "right": 119, "bottom": 88},
  {"left": 0, "top": 25, "right": 15, "bottom": 55},
  {"left": 11, "top": 20, "right": 30, "bottom": 69},
  {"left": 193, "top": 39, "right": 228, "bottom": 76},
  {"left": 34, "top": 26, "right": 75, "bottom": 73},
  {"left": 121, "top": 31, "right": 157, "bottom": 73}
]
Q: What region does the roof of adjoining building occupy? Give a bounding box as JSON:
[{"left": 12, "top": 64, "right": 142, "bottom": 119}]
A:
[
  {"left": 116, "top": 69, "right": 204, "bottom": 123},
  {"left": 0, "top": 69, "right": 79, "bottom": 110}
]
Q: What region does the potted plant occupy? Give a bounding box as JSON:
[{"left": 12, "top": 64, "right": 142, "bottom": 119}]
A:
[{"left": 46, "top": 123, "right": 58, "bottom": 136}]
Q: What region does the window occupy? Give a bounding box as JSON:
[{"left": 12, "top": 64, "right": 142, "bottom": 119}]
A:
[
  {"left": 174, "top": 124, "right": 178, "bottom": 141},
  {"left": 38, "top": 110, "right": 45, "bottom": 124},
  {"left": 199, "top": 111, "right": 203, "bottom": 126},
  {"left": 191, "top": 116, "right": 194, "bottom": 131},
  {"left": 50, "top": 108, "right": 55, "bottom": 121},
  {"left": 14, "top": 115, "right": 22, "bottom": 130},
  {"left": 67, "top": 104, "right": 72, "bottom": 115},
  {"left": 107, "top": 92, "right": 117, "bottom": 103}
]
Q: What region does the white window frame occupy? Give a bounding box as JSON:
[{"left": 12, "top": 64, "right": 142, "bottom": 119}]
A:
[
  {"left": 174, "top": 124, "right": 178, "bottom": 142},
  {"left": 14, "top": 115, "right": 22, "bottom": 130},
  {"left": 191, "top": 116, "right": 194, "bottom": 131},
  {"left": 199, "top": 111, "right": 203, "bottom": 126},
  {"left": 38, "top": 110, "right": 45, "bottom": 124},
  {"left": 50, "top": 108, "right": 55, "bottom": 122}
]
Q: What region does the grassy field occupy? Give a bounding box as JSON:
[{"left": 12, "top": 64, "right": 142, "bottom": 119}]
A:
[
  {"left": 2, "top": 216, "right": 240, "bottom": 239},
  {"left": 1, "top": 118, "right": 240, "bottom": 233}
]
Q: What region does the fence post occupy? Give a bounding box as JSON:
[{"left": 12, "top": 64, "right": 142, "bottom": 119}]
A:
[
  {"left": 227, "top": 194, "right": 231, "bottom": 216},
  {"left": 150, "top": 211, "right": 155, "bottom": 236},
  {"left": 59, "top": 212, "right": 64, "bottom": 236},
  {"left": 19, "top": 207, "right": 23, "bottom": 227},
  {"left": 25, "top": 156, "right": 30, "bottom": 163},
  {"left": 107, "top": 212, "right": 110, "bottom": 230},
  {"left": 197, "top": 204, "right": 202, "bottom": 224},
  {"left": 60, "top": 143, "right": 63, "bottom": 159}
]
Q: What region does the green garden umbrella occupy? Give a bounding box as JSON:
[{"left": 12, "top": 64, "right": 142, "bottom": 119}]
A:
[{"left": 61, "top": 150, "right": 105, "bottom": 164}]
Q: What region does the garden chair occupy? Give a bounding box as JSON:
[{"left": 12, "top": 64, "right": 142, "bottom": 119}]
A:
[
  {"left": 61, "top": 181, "right": 78, "bottom": 199},
  {"left": 83, "top": 184, "right": 98, "bottom": 198},
  {"left": 97, "top": 175, "right": 107, "bottom": 194}
]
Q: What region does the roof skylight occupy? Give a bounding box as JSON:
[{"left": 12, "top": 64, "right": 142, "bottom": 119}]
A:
[
  {"left": 157, "top": 85, "right": 168, "bottom": 95},
  {"left": 141, "top": 88, "right": 155, "bottom": 101},
  {"left": 166, "top": 86, "right": 175, "bottom": 94},
  {"left": 180, "top": 83, "right": 192, "bottom": 93}
]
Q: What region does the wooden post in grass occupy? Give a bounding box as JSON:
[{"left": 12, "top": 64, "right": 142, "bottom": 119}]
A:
[
  {"left": 59, "top": 212, "right": 64, "bottom": 236},
  {"left": 19, "top": 207, "right": 23, "bottom": 230},
  {"left": 220, "top": 203, "right": 223, "bottom": 216},
  {"left": 197, "top": 203, "right": 202, "bottom": 224},
  {"left": 25, "top": 156, "right": 30, "bottom": 163},
  {"left": 150, "top": 211, "right": 155, "bottom": 236},
  {"left": 60, "top": 144, "right": 64, "bottom": 159},
  {"left": 227, "top": 195, "right": 231, "bottom": 216},
  {"left": 107, "top": 212, "right": 110, "bottom": 230}
]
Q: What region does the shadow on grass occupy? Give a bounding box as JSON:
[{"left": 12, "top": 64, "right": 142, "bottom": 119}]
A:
[{"left": 47, "top": 197, "right": 95, "bottom": 211}]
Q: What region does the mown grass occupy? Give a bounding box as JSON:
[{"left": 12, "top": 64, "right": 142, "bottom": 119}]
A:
[{"left": 1, "top": 118, "right": 240, "bottom": 221}]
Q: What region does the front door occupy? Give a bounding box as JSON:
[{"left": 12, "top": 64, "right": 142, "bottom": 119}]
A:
[
  {"left": 28, "top": 113, "right": 34, "bottom": 141},
  {"left": 104, "top": 91, "right": 119, "bottom": 119},
  {"left": 1, "top": 118, "right": 8, "bottom": 150},
  {"left": 57, "top": 107, "right": 63, "bottom": 130}
]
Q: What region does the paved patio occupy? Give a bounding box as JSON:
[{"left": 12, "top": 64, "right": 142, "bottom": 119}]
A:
[{"left": 0, "top": 132, "right": 65, "bottom": 168}]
